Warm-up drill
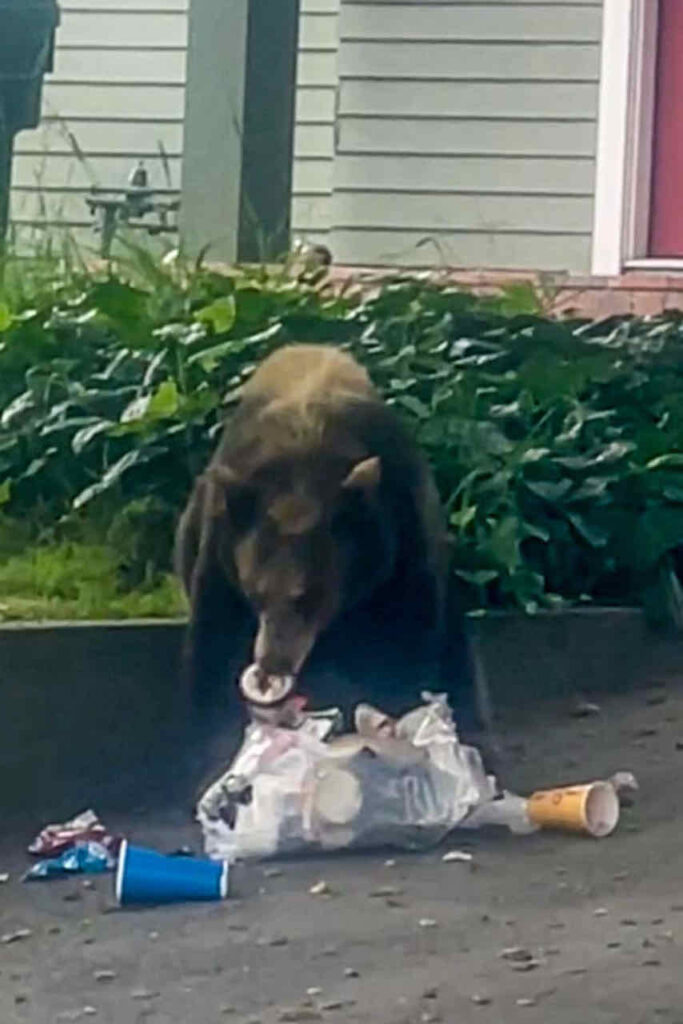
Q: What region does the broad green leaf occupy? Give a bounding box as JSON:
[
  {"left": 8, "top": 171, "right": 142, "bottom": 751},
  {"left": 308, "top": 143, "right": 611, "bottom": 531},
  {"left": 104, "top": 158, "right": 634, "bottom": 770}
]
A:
[
  {"left": 196, "top": 296, "right": 237, "bottom": 334},
  {"left": 0, "top": 303, "right": 12, "bottom": 332},
  {"left": 486, "top": 517, "right": 521, "bottom": 574},
  {"left": 450, "top": 505, "right": 477, "bottom": 530},
  {"left": 524, "top": 479, "right": 572, "bottom": 502},
  {"left": 565, "top": 512, "right": 609, "bottom": 549},
  {"left": 0, "top": 479, "right": 10, "bottom": 506},
  {"left": 72, "top": 421, "right": 114, "bottom": 455},
  {"left": 147, "top": 379, "right": 179, "bottom": 419},
  {"left": 72, "top": 447, "right": 161, "bottom": 510},
  {"left": 456, "top": 569, "right": 499, "bottom": 586}
]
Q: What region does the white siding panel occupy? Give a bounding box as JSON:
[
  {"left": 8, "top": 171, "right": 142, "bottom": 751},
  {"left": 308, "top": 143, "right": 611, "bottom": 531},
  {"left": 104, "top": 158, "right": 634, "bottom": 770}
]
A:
[
  {"left": 292, "top": 194, "right": 335, "bottom": 231},
  {"left": 334, "top": 153, "right": 596, "bottom": 193},
  {"left": 35, "top": 83, "right": 184, "bottom": 120},
  {"left": 10, "top": 4, "right": 187, "bottom": 234},
  {"left": 340, "top": 79, "right": 599, "bottom": 119},
  {"left": 62, "top": 1, "right": 187, "bottom": 10},
  {"left": 295, "top": 87, "right": 337, "bottom": 123},
  {"left": 52, "top": 47, "right": 186, "bottom": 83},
  {"left": 332, "top": 191, "right": 592, "bottom": 233},
  {"left": 291, "top": 2, "right": 340, "bottom": 245},
  {"left": 342, "top": 3, "right": 602, "bottom": 41},
  {"left": 339, "top": 41, "right": 600, "bottom": 81},
  {"left": 296, "top": 50, "right": 340, "bottom": 87},
  {"left": 294, "top": 124, "right": 337, "bottom": 158},
  {"left": 15, "top": 119, "right": 184, "bottom": 156},
  {"left": 11, "top": 189, "right": 176, "bottom": 227},
  {"left": 339, "top": 117, "right": 597, "bottom": 157},
  {"left": 299, "top": 13, "right": 342, "bottom": 49},
  {"left": 292, "top": 158, "right": 335, "bottom": 194},
  {"left": 11, "top": 154, "right": 181, "bottom": 191},
  {"left": 55, "top": 11, "right": 187, "bottom": 46},
  {"left": 320, "top": 0, "right": 603, "bottom": 271},
  {"left": 331, "top": 228, "right": 592, "bottom": 271},
  {"left": 301, "top": 0, "right": 339, "bottom": 11}
]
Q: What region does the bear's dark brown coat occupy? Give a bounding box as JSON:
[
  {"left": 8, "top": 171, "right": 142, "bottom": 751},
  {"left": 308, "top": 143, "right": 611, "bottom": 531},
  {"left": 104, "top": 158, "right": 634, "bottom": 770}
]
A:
[{"left": 176, "top": 344, "right": 488, "bottom": 748}]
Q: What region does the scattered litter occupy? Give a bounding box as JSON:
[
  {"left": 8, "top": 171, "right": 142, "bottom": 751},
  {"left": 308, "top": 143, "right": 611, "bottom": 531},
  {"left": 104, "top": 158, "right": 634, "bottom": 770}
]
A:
[
  {"left": 422, "top": 987, "right": 439, "bottom": 999},
  {"left": 420, "top": 1013, "right": 440, "bottom": 1023},
  {"left": 0, "top": 872, "right": 9, "bottom": 883},
  {"left": 83, "top": 1010, "right": 97, "bottom": 1018},
  {"left": 93, "top": 970, "right": 117, "bottom": 982},
  {"left": 344, "top": 968, "right": 359, "bottom": 978},
  {"left": 148, "top": 931, "right": 160, "bottom": 940},
  {"left": 471, "top": 995, "right": 491, "bottom": 1006},
  {"left": 607, "top": 941, "right": 622, "bottom": 949},
  {"left": 594, "top": 908, "right": 609, "bottom": 917},
  {"left": 570, "top": 701, "right": 601, "bottom": 718},
  {"left": 28, "top": 809, "right": 120, "bottom": 859},
  {"left": 369, "top": 886, "right": 402, "bottom": 898},
  {"left": 320, "top": 1001, "right": 345, "bottom": 1012},
  {"left": 321, "top": 946, "right": 338, "bottom": 957},
  {"left": 279, "top": 1007, "right": 323, "bottom": 1022},
  {"left": 642, "top": 958, "right": 662, "bottom": 967},
  {"left": 384, "top": 859, "right": 396, "bottom": 868},
  {"left": 116, "top": 841, "right": 228, "bottom": 906},
  {"left": 1, "top": 928, "right": 32, "bottom": 944},
  {"left": 306, "top": 988, "right": 323, "bottom": 998},
  {"left": 620, "top": 918, "right": 638, "bottom": 927},
  {"left": 24, "top": 841, "right": 115, "bottom": 881},
  {"left": 264, "top": 868, "right": 283, "bottom": 878},
  {"left": 442, "top": 850, "right": 473, "bottom": 864},
  {"left": 198, "top": 693, "right": 534, "bottom": 861},
  {"left": 267, "top": 936, "right": 289, "bottom": 947},
  {"left": 500, "top": 947, "right": 533, "bottom": 963},
  {"left": 527, "top": 781, "right": 621, "bottom": 838},
  {"left": 418, "top": 918, "right": 438, "bottom": 929},
  {"left": 610, "top": 772, "right": 639, "bottom": 807},
  {"left": 512, "top": 960, "right": 540, "bottom": 973},
  {"left": 131, "top": 989, "right": 160, "bottom": 1001},
  {"left": 516, "top": 998, "right": 537, "bottom": 1008},
  {"left": 309, "top": 881, "right": 331, "bottom": 896}
]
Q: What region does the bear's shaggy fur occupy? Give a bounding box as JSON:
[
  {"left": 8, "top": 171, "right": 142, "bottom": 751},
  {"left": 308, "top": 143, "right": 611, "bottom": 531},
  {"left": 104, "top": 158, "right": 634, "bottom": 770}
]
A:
[{"left": 176, "top": 344, "right": 490, "bottom": 752}]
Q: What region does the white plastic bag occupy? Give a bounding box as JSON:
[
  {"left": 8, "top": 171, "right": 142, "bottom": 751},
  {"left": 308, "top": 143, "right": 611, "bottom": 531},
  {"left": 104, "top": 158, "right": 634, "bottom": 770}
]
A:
[{"left": 197, "top": 694, "right": 532, "bottom": 861}]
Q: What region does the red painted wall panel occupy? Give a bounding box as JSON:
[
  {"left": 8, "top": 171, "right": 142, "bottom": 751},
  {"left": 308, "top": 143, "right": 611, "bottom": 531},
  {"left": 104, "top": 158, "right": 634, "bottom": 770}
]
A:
[{"left": 650, "top": 0, "right": 683, "bottom": 256}]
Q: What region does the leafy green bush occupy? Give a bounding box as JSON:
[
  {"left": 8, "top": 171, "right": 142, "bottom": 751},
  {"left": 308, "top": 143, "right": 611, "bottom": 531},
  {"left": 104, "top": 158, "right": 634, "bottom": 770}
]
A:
[{"left": 1, "top": 250, "right": 683, "bottom": 621}]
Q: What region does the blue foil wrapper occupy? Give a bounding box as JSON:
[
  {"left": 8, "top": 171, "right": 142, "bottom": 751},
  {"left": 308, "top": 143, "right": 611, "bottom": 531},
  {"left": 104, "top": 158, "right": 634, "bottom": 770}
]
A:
[{"left": 23, "top": 840, "right": 116, "bottom": 881}]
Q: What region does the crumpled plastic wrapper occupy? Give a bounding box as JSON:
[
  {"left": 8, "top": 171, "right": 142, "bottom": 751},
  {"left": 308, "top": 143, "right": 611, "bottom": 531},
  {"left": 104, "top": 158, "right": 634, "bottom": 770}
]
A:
[
  {"left": 23, "top": 840, "right": 116, "bottom": 881},
  {"left": 28, "top": 808, "right": 121, "bottom": 858},
  {"left": 197, "top": 693, "right": 534, "bottom": 862}
]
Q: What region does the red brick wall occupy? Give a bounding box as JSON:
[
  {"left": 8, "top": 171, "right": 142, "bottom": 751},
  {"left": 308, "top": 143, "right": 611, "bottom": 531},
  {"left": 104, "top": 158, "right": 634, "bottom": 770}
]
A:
[{"left": 328, "top": 267, "right": 683, "bottom": 319}]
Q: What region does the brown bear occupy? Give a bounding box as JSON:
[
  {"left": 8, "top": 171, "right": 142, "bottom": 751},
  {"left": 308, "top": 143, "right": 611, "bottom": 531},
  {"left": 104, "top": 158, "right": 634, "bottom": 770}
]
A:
[{"left": 176, "top": 344, "right": 491, "bottom": 761}]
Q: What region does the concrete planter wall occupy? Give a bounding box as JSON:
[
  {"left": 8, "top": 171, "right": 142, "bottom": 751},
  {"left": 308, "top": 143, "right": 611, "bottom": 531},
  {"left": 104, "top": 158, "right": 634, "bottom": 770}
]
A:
[{"left": 1, "top": 611, "right": 680, "bottom": 824}]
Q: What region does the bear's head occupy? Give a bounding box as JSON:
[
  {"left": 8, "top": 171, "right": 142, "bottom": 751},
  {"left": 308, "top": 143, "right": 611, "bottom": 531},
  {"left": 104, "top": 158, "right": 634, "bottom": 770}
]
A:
[{"left": 207, "top": 453, "right": 394, "bottom": 677}]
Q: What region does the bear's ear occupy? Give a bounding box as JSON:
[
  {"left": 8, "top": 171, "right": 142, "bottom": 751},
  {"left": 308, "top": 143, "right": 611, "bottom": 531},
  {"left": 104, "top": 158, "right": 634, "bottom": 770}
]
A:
[{"left": 342, "top": 456, "right": 381, "bottom": 493}]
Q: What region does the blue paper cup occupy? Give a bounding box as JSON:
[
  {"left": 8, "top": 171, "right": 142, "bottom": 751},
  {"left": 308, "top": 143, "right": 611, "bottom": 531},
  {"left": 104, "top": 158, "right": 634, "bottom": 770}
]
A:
[{"left": 115, "top": 840, "right": 229, "bottom": 906}]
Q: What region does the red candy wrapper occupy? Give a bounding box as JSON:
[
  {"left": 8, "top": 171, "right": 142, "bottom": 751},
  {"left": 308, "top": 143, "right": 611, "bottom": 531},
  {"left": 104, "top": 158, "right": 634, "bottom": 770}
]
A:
[{"left": 28, "top": 809, "right": 122, "bottom": 858}]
